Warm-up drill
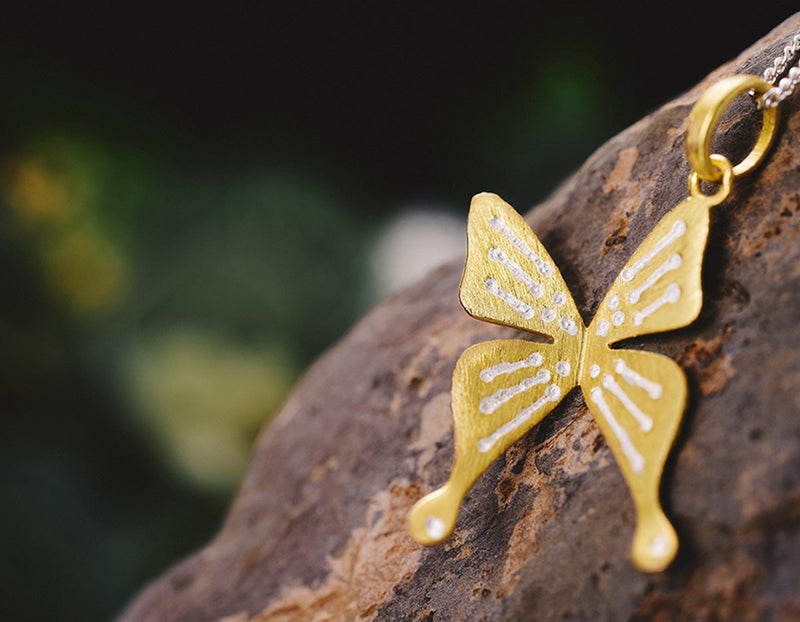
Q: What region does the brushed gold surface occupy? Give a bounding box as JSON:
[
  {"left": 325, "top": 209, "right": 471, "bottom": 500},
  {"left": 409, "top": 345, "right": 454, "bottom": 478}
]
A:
[
  {"left": 407, "top": 339, "right": 579, "bottom": 546},
  {"left": 458, "top": 192, "right": 582, "bottom": 339},
  {"left": 408, "top": 186, "right": 727, "bottom": 571}
]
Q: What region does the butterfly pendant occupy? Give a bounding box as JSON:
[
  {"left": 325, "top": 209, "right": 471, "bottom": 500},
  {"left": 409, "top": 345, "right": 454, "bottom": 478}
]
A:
[{"left": 408, "top": 189, "right": 723, "bottom": 572}]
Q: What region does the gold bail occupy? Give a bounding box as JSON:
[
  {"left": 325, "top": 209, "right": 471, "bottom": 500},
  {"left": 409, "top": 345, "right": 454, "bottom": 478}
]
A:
[{"left": 686, "top": 75, "right": 779, "bottom": 182}]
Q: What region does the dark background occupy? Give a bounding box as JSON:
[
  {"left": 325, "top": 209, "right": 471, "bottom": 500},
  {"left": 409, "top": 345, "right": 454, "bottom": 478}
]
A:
[{"left": 0, "top": 4, "right": 796, "bottom": 621}]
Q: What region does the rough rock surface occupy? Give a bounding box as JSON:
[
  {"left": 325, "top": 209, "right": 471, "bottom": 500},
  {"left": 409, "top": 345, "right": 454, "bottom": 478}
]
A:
[{"left": 120, "top": 14, "right": 800, "bottom": 622}]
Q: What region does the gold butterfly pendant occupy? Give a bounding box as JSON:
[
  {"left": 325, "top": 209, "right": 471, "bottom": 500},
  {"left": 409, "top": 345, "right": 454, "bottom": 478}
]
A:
[{"left": 407, "top": 75, "right": 780, "bottom": 573}]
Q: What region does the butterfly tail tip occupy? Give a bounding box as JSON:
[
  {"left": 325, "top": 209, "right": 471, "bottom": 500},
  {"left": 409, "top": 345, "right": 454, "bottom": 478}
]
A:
[
  {"left": 631, "top": 512, "right": 679, "bottom": 573},
  {"left": 407, "top": 484, "right": 460, "bottom": 546}
]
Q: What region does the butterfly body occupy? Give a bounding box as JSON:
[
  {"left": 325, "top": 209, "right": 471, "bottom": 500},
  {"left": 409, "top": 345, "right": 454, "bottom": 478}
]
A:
[{"left": 409, "top": 190, "right": 723, "bottom": 572}]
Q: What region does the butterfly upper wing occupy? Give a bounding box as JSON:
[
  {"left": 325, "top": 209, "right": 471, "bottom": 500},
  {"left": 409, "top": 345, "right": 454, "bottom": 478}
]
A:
[
  {"left": 408, "top": 339, "right": 578, "bottom": 545},
  {"left": 588, "top": 195, "right": 711, "bottom": 345},
  {"left": 459, "top": 193, "right": 583, "bottom": 341}
]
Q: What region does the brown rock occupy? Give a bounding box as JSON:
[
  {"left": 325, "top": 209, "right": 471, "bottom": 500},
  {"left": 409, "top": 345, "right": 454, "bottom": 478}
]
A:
[{"left": 119, "top": 14, "right": 800, "bottom": 622}]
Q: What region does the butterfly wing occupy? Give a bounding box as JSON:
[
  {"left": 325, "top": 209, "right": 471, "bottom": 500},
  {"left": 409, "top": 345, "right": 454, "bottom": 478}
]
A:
[
  {"left": 580, "top": 193, "right": 718, "bottom": 571},
  {"left": 459, "top": 193, "right": 583, "bottom": 341},
  {"left": 579, "top": 344, "right": 685, "bottom": 571},
  {"left": 408, "top": 339, "right": 578, "bottom": 545},
  {"left": 589, "top": 195, "right": 711, "bottom": 344},
  {"left": 409, "top": 193, "right": 586, "bottom": 545}
]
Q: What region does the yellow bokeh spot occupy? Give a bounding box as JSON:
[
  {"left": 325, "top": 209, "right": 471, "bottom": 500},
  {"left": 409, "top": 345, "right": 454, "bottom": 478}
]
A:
[
  {"left": 126, "top": 327, "right": 297, "bottom": 492},
  {"left": 4, "top": 158, "right": 73, "bottom": 224},
  {"left": 2, "top": 151, "right": 129, "bottom": 315},
  {"left": 42, "top": 226, "right": 128, "bottom": 313}
]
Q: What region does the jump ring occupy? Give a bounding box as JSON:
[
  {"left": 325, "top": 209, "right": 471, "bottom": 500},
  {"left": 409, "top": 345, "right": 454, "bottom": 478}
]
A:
[
  {"left": 686, "top": 75, "right": 779, "bottom": 182},
  {"left": 688, "top": 154, "right": 734, "bottom": 202}
]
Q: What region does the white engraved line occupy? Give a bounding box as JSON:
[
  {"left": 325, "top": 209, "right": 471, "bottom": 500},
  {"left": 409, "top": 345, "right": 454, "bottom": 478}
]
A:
[
  {"left": 633, "top": 283, "right": 681, "bottom": 326},
  {"left": 479, "top": 369, "right": 551, "bottom": 414},
  {"left": 627, "top": 254, "right": 682, "bottom": 304},
  {"left": 621, "top": 220, "right": 686, "bottom": 282},
  {"left": 477, "top": 384, "right": 562, "bottom": 453},
  {"left": 488, "top": 247, "right": 543, "bottom": 298},
  {"left": 614, "top": 359, "right": 662, "bottom": 399},
  {"left": 590, "top": 387, "right": 645, "bottom": 473},
  {"left": 480, "top": 352, "right": 543, "bottom": 382},
  {"left": 602, "top": 375, "right": 653, "bottom": 432},
  {"left": 489, "top": 215, "right": 554, "bottom": 277},
  {"left": 484, "top": 278, "right": 534, "bottom": 319}
]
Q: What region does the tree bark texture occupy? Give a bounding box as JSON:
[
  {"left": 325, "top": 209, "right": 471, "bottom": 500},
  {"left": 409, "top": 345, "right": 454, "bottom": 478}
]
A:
[{"left": 120, "top": 14, "right": 800, "bottom": 622}]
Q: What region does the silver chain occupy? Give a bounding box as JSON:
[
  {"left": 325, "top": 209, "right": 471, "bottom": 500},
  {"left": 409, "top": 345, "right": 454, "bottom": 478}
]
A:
[{"left": 758, "top": 34, "right": 800, "bottom": 108}]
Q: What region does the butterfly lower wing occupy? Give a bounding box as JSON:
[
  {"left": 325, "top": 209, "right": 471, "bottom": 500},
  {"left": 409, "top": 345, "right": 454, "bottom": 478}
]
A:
[
  {"left": 589, "top": 195, "right": 712, "bottom": 344},
  {"left": 580, "top": 345, "right": 686, "bottom": 571},
  {"left": 459, "top": 193, "right": 583, "bottom": 341},
  {"left": 408, "top": 338, "right": 579, "bottom": 545}
]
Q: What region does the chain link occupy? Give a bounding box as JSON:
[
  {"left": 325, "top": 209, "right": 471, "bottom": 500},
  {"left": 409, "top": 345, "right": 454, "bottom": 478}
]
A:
[{"left": 758, "top": 34, "right": 800, "bottom": 108}]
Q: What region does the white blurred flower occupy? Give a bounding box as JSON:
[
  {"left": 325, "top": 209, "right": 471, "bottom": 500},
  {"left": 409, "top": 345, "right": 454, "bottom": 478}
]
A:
[{"left": 370, "top": 206, "right": 465, "bottom": 300}]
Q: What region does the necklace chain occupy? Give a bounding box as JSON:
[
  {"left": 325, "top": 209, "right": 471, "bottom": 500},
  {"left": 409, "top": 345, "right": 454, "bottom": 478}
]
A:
[{"left": 759, "top": 34, "right": 800, "bottom": 108}]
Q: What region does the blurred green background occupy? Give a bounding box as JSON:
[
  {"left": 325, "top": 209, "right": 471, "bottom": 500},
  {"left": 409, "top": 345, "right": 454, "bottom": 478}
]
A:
[{"left": 0, "top": 3, "right": 794, "bottom": 620}]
